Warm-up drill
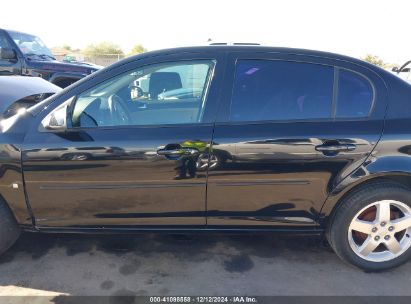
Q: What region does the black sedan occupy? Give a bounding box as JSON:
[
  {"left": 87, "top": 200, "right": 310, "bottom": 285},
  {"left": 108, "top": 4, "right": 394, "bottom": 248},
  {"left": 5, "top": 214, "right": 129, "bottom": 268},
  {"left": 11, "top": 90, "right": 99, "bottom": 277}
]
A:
[{"left": 1, "top": 46, "right": 411, "bottom": 271}]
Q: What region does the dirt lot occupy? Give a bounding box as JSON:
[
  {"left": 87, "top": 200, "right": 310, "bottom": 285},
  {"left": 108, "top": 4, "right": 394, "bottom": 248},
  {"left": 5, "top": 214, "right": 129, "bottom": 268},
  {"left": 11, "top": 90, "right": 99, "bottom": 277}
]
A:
[{"left": 0, "top": 232, "right": 410, "bottom": 301}]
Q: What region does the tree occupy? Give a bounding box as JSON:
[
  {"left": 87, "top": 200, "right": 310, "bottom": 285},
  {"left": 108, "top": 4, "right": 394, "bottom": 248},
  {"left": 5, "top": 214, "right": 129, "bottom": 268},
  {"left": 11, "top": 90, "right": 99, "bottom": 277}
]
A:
[
  {"left": 128, "top": 44, "right": 147, "bottom": 56},
  {"left": 361, "top": 54, "right": 386, "bottom": 67},
  {"left": 62, "top": 44, "right": 72, "bottom": 51},
  {"left": 82, "top": 42, "right": 124, "bottom": 57}
]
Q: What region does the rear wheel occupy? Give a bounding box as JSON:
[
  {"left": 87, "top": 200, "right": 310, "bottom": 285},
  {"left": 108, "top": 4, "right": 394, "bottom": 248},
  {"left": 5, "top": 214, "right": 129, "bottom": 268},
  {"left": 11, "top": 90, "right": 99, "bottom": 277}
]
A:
[
  {"left": 328, "top": 181, "right": 411, "bottom": 271},
  {"left": 0, "top": 200, "right": 20, "bottom": 256}
]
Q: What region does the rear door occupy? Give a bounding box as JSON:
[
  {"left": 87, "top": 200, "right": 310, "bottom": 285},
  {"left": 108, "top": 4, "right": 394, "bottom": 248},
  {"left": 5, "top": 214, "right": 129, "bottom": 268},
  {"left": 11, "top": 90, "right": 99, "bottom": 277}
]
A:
[{"left": 206, "top": 52, "right": 387, "bottom": 227}]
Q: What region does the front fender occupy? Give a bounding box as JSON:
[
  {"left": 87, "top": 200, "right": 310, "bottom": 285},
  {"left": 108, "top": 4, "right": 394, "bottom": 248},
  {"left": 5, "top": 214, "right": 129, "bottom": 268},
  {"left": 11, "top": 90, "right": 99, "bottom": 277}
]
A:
[
  {"left": 0, "top": 113, "right": 36, "bottom": 226},
  {"left": 0, "top": 142, "right": 32, "bottom": 226}
]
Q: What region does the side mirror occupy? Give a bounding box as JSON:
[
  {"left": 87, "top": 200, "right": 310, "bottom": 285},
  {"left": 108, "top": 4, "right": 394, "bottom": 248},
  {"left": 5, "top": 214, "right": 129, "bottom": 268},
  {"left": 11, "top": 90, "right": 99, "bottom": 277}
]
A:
[
  {"left": 0, "top": 48, "right": 17, "bottom": 60},
  {"left": 41, "top": 103, "right": 68, "bottom": 131},
  {"left": 130, "top": 85, "right": 144, "bottom": 100}
]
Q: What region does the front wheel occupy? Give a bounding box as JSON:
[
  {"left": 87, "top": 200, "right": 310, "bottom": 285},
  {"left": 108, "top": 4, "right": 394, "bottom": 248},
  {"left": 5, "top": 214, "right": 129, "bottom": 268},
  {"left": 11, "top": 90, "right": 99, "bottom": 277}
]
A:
[
  {"left": 327, "top": 181, "right": 411, "bottom": 271},
  {"left": 0, "top": 200, "right": 20, "bottom": 256}
]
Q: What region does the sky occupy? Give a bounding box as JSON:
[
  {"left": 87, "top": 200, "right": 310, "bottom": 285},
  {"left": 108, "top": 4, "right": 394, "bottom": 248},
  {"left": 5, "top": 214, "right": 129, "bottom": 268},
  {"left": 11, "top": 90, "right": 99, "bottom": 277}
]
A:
[{"left": 1, "top": 0, "right": 410, "bottom": 64}]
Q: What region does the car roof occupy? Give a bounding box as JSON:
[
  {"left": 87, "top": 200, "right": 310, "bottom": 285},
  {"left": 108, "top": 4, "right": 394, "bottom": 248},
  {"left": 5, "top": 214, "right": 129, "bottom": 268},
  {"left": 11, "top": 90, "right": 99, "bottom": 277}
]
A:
[
  {"left": 125, "top": 46, "right": 365, "bottom": 65},
  {"left": 1, "top": 28, "right": 36, "bottom": 37},
  {"left": 116, "top": 45, "right": 389, "bottom": 76}
]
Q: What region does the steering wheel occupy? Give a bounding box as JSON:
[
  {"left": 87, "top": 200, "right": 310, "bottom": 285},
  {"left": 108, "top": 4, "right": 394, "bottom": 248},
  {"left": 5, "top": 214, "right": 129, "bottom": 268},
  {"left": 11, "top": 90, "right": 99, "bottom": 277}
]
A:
[{"left": 107, "top": 94, "right": 132, "bottom": 126}]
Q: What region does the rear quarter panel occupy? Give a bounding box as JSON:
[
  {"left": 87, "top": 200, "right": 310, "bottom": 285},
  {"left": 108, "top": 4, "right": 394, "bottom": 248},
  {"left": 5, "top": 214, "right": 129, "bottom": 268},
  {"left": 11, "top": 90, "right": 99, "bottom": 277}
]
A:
[{"left": 321, "top": 71, "right": 411, "bottom": 221}]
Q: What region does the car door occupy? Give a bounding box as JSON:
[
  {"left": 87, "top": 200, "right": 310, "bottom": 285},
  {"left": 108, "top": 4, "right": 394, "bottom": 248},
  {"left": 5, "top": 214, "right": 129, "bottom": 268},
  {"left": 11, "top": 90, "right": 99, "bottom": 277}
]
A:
[
  {"left": 0, "top": 30, "right": 21, "bottom": 75},
  {"left": 206, "top": 52, "right": 387, "bottom": 227},
  {"left": 22, "top": 52, "right": 224, "bottom": 227}
]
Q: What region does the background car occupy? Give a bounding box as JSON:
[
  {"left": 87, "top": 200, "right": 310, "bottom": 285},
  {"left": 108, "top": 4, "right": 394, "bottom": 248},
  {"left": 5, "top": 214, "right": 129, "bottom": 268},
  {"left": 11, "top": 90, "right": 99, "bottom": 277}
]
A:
[
  {"left": 0, "top": 28, "right": 101, "bottom": 88},
  {"left": 62, "top": 54, "right": 102, "bottom": 69},
  {"left": 0, "top": 76, "right": 60, "bottom": 118}
]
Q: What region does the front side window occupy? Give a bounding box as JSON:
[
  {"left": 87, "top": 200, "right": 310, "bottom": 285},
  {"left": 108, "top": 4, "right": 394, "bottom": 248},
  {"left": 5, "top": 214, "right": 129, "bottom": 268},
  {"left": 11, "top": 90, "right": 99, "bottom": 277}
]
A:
[
  {"left": 336, "top": 69, "right": 374, "bottom": 118},
  {"left": 71, "top": 60, "right": 214, "bottom": 128},
  {"left": 229, "top": 60, "right": 334, "bottom": 122}
]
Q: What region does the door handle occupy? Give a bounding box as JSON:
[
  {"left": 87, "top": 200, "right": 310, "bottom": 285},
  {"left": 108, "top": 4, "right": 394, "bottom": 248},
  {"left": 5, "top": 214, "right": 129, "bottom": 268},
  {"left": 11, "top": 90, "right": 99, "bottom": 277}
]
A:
[
  {"left": 315, "top": 143, "right": 356, "bottom": 153},
  {"left": 157, "top": 148, "right": 199, "bottom": 156}
]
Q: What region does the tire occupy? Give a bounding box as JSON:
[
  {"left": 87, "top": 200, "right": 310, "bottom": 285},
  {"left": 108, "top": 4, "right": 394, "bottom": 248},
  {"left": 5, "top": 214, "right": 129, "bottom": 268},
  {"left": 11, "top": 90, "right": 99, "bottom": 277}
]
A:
[
  {"left": 327, "top": 181, "right": 411, "bottom": 271},
  {"left": 0, "top": 200, "right": 20, "bottom": 256}
]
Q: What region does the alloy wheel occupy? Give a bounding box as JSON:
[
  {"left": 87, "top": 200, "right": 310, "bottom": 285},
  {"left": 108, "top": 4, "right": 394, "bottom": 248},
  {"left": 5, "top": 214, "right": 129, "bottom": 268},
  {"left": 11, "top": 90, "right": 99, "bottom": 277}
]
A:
[{"left": 348, "top": 200, "right": 411, "bottom": 262}]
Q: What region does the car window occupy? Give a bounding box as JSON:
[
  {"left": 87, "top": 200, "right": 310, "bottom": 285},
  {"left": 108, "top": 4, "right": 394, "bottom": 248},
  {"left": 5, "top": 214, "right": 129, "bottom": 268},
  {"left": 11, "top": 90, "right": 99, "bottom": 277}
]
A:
[
  {"left": 229, "top": 60, "right": 334, "bottom": 122},
  {"left": 7, "top": 31, "right": 53, "bottom": 57},
  {"left": 0, "top": 32, "right": 11, "bottom": 54},
  {"left": 71, "top": 60, "right": 215, "bottom": 128},
  {"left": 336, "top": 69, "right": 374, "bottom": 118}
]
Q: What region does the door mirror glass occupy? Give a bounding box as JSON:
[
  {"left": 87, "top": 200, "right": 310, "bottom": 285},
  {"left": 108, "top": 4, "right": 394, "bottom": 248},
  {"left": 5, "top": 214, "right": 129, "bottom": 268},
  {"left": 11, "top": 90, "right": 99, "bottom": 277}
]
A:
[
  {"left": 130, "top": 85, "right": 144, "bottom": 99},
  {"left": 41, "top": 98, "right": 74, "bottom": 131},
  {"left": 0, "top": 48, "right": 17, "bottom": 60}
]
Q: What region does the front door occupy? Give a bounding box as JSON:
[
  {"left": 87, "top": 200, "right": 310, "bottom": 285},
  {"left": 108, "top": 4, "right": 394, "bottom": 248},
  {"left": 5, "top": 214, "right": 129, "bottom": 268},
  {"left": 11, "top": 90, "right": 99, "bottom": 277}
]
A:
[
  {"left": 22, "top": 55, "right": 223, "bottom": 227},
  {"left": 206, "top": 53, "right": 387, "bottom": 227}
]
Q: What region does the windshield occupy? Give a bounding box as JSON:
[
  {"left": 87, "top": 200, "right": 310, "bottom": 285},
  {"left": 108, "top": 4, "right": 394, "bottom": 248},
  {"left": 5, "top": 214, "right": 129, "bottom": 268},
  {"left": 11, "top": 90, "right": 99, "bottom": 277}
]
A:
[{"left": 8, "top": 31, "right": 53, "bottom": 58}]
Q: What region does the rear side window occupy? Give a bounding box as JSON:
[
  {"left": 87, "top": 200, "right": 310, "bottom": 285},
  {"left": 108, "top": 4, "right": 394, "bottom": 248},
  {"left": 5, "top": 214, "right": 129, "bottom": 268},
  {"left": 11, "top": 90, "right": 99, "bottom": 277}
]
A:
[
  {"left": 229, "top": 60, "right": 334, "bottom": 122},
  {"left": 336, "top": 69, "right": 374, "bottom": 118}
]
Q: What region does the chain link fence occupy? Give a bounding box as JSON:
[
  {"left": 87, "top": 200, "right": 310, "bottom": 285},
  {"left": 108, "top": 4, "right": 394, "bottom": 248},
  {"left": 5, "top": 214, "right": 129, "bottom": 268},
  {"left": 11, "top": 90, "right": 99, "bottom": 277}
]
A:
[
  {"left": 53, "top": 53, "right": 126, "bottom": 67},
  {"left": 83, "top": 53, "right": 126, "bottom": 67}
]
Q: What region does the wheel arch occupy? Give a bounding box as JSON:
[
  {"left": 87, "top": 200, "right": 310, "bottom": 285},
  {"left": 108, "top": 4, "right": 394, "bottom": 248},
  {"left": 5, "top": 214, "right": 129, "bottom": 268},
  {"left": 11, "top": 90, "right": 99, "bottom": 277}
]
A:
[
  {"left": 321, "top": 172, "right": 411, "bottom": 228},
  {"left": 0, "top": 191, "right": 31, "bottom": 226}
]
